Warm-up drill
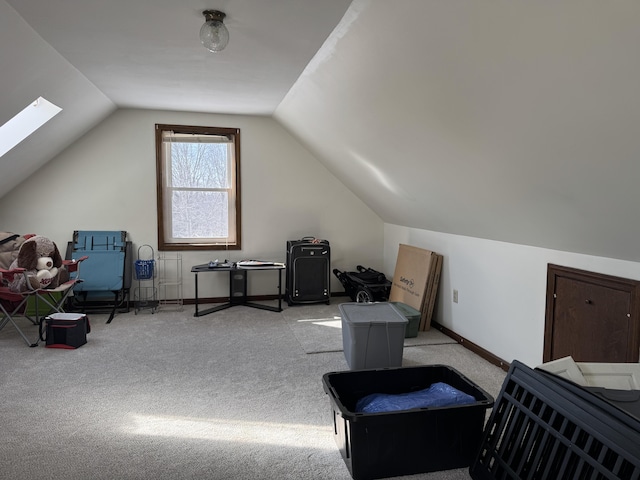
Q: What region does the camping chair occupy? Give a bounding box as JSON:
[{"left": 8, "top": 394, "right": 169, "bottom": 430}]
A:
[
  {"left": 66, "top": 230, "right": 132, "bottom": 324},
  {"left": 0, "top": 256, "right": 88, "bottom": 347}
]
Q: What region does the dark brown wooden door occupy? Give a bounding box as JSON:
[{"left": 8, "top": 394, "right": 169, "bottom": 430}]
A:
[{"left": 544, "top": 264, "right": 640, "bottom": 363}]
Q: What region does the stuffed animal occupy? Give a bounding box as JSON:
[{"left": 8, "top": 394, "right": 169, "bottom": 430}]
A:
[{"left": 8, "top": 235, "right": 69, "bottom": 292}]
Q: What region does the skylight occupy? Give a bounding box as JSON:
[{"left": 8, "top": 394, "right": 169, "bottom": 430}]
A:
[{"left": 0, "top": 97, "right": 62, "bottom": 158}]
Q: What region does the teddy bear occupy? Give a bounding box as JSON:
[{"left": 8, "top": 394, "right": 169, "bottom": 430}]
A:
[{"left": 7, "top": 235, "right": 69, "bottom": 293}]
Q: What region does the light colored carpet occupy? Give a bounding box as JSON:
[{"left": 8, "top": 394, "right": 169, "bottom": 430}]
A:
[
  {"left": 287, "top": 316, "right": 457, "bottom": 354},
  {"left": 0, "top": 298, "right": 506, "bottom": 480}
]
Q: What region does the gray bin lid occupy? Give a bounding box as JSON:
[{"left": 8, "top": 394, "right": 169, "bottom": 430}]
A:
[{"left": 339, "top": 302, "right": 408, "bottom": 325}]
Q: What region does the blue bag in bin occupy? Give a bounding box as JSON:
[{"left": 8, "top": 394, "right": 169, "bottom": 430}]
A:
[{"left": 356, "top": 382, "right": 476, "bottom": 413}]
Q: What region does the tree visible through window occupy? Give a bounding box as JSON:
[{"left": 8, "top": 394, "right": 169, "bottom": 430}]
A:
[{"left": 155, "top": 124, "right": 241, "bottom": 250}]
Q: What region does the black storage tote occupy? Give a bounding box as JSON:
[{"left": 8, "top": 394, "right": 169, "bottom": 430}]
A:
[{"left": 45, "top": 313, "right": 89, "bottom": 349}]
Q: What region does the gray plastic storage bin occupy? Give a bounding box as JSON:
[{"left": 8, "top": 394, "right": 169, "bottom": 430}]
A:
[
  {"left": 390, "top": 301, "right": 421, "bottom": 338},
  {"left": 340, "top": 302, "right": 408, "bottom": 370}
]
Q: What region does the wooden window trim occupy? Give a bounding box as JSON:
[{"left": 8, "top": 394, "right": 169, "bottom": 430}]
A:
[{"left": 155, "top": 123, "right": 242, "bottom": 251}]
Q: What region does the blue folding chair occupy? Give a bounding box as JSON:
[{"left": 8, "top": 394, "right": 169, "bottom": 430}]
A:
[{"left": 67, "top": 231, "right": 132, "bottom": 323}]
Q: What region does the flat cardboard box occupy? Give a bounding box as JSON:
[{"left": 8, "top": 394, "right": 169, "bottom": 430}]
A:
[{"left": 388, "top": 244, "right": 442, "bottom": 330}]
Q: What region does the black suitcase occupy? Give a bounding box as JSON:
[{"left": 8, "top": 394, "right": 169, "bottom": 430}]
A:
[{"left": 286, "top": 237, "right": 330, "bottom": 305}]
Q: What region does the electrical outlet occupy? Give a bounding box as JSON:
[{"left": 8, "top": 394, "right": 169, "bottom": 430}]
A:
[{"left": 453, "top": 289, "right": 459, "bottom": 303}]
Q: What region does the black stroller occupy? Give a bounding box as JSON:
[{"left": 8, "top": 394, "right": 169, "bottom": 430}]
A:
[{"left": 333, "top": 265, "right": 392, "bottom": 303}]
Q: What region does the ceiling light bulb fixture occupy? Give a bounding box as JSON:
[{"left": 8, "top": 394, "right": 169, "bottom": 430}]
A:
[{"left": 200, "top": 10, "right": 229, "bottom": 53}]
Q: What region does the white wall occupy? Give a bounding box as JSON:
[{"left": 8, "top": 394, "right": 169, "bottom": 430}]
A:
[
  {"left": 278, "top": 1, "right": 640, "bottom": 264},
  {"left": 0, "top": 109, "right": 384, "bottom": 298},
  {"left": 384, "top": 224, "right": 640, "bottom": 368},
  {"left": 8, "top": 106, "right": 636, "bottom": 367}
]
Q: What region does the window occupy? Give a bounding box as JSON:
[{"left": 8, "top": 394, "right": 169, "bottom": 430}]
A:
[
  {"left": 0, "top": 97, "right": 62, "bottom": 158},
  {"left": 155, "top": 124, "right": 241, "bottom": 251}
]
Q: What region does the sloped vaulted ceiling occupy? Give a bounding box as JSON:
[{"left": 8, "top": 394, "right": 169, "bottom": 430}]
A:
[
  {"left": 0, "top": 0, "right": 352, "bottom": 198},
  {"left": 3, "top": 0, "right": 640, "bottom": 263},
  {"left": 0, "top": 1, "right": 115, "bottom": 198},
  {"left": 275, "top": 0, "right": 640, "bottom": 262}
]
